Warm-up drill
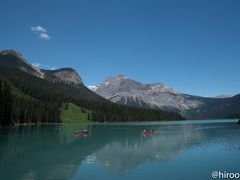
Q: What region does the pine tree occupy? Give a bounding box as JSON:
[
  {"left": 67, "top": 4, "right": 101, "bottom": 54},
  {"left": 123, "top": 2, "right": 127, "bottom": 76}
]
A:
[{"left": 0, "top": 78, "right": 12, "bottom": 126}]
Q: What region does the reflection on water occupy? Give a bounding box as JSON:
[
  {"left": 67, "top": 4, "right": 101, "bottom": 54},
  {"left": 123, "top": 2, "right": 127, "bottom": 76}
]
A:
[{"left": 0, "top": 120, "right": 239, "bottom": 180}]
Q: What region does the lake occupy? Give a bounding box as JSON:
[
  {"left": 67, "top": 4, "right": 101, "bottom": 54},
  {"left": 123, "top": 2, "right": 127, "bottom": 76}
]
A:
[{"left": 0, "top": 120, "right": 239, "bottom": 180}]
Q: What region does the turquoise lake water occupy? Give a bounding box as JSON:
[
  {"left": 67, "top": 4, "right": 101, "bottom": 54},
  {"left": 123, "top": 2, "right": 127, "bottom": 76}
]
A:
[{"left": 0, "top": 120, "right": 239, "bottom": 180}]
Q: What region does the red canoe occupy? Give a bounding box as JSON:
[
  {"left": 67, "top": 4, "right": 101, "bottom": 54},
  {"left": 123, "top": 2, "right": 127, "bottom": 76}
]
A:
[{"left": 141, "top": 130, "right": 154, "bottom": 136}]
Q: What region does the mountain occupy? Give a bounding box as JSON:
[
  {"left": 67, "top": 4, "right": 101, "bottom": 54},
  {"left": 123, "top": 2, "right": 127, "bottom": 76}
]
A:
[
  {"left": 42, "top": 68, "right": 83, "bottom": 85},
  {"left": 0, "top": 50, "right": 184, "bottom": 126},
  {"left": 214, "top": 95, "right": 232, "bottom": 98},
  {"left": 89, "top": 75, "right": 203, "bottom": 112},
  {"left": 89, "top": 75, "right": 240, "bottom": 119},
  {"left": 0, "top": 50, "right": 44, "bottom": 78},
  {"left": 0, "top": 50, "right": 83, "bottom": 86},
  {"left": 0, "top": 50, "right": 105, "bottom": 103},
  {"left": 186, "top": 94, "right": 240, "bottom": 119}
]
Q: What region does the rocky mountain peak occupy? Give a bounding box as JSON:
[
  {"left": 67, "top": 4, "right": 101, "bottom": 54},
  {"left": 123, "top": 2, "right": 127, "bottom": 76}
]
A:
[
  {"left": 0, "top": 49, "right": 32, "bottom": 66},
  {"left": 44, "top": 68, "right": 83, "bottom": 85},
  {"left": 0, "top": 49, "right": 44, "bottom": 78},
  {"left": 104, "top": 75, "right": 128, "bottom": 83},
  {"left": 0, "top": 49, "right": 23, "bottom": 58},
  {"left": 0, "top": 49, "right": 83, "bottom": 85},
  {"left": 115, "top": 75, "right": 128, "bottom": 80},
  {"left": 88, "top": 75, "right": 202, "bottom": 112},
  {"left": 95, "top": 75, "right": 179, "bottom": 94}
]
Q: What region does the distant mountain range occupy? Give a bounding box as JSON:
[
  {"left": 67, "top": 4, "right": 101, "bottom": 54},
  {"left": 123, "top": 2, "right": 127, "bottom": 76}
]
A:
[
  {"left": 214, "top": 95, "right": 232, "bottom": 98},
  {"left": 0, "top": 49, "right": 183, "bottom": 125},
  {"left": 89, "top": 75, "right": 240, "bottom": 119},
  {"left": 1, "top": 49, "right": 239, "bottom": 122}
]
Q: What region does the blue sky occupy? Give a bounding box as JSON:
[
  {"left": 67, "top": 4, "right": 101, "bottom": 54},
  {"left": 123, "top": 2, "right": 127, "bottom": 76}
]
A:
[{"left": 0, "top": 0, "right": 240, "bottom": 97}]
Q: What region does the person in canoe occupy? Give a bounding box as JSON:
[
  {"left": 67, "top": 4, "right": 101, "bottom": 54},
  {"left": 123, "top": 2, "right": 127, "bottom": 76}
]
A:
[
  {"left": 141, "top": 130, "right": 154, "bottom": 136},
  {"left": 82, "top": 129, "right": 88, "bottom": 133},
  {"left": 73, "top": 129, "right": 89, "bottom": 136}
]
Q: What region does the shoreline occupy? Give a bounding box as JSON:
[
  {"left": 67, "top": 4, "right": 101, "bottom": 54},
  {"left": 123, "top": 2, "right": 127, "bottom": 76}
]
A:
[{"left": 0, "top": 118, "right": 237, "bottom": 128}]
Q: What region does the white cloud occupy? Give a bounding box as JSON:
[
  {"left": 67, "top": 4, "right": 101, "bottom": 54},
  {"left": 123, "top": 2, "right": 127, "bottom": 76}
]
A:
[
  {"left": 31, "top": 26, "right": 51, "bottom": 40},
  {"left": 31, "top": 63, "right": 56, "bottom": 70},
  {"left": 40, "top": 33, "right": 50, "bottom": 40},
  {"left": 32, "top": 63, "right": 40, "bottom": 67},
  {"left": 31, "top": 26, "right": 47, "bottom": 33}
]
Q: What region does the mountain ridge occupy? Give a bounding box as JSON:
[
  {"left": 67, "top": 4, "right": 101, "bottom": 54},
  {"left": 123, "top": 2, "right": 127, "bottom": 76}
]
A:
[
  {"left": 42, "top": 68, "right": 83, "bottom": 85},
  {"left": 88, "top": 75, "right": 240, "bottom": 119},
  {"left": 0, "top": 49, "right": 83, "bottom": 86},
  {"left": 0, "top": 49, "right": 45, "bottom": 78},
  {"left": 0, "top": 49, "right": 184, "bottom": 126},
  {"left": 89, "top": 75, "right": 202, "bottom": 111}
]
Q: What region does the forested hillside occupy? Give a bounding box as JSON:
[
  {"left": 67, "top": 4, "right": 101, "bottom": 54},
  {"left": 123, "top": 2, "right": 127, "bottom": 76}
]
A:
[
  {"left": 0, "top": 50, "right": 184, "bottom": 126},
  {"left": 0, "top": 76, "right": 60, "bottom": 126}
]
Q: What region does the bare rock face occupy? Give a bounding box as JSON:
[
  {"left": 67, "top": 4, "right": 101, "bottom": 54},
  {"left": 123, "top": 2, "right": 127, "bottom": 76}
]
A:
[
  {"left": 88, "top": 75, "right": 203, "bottom": 113},
  {"left": 47, "top": 68, "right": 83, "bottom": 85}
]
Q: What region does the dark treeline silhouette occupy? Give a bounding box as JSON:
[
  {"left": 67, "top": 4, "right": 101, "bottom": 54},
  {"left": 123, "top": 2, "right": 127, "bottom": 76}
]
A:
[
  {"left": 0, "top": 68, "right": 184, "bottom": 126},
  {"left": 0, "top": 77, "right": 12, "bottom": 126},
  {"left": 0, "top": 76, "right": 60, "bottom": 126},
  {"left": 226, "top": 114, "right": 240, "bottom": 119}
]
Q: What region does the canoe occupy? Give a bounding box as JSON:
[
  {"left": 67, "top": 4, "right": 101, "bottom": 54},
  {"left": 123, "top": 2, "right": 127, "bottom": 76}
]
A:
[
  {"left": 73, "top": 130, "right": 89, "bottom": 136},
  {"left": 141, "top": 130, "right": 154, "bottom": 136}
]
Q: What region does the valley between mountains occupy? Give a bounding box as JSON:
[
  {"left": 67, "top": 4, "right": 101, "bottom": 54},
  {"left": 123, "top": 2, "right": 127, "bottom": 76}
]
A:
[
  {"left": 0, "top": 50, "right": 183, "bottom": 126},
  {"left": 0, "top": 49, "right": 239, "bottom": 126}
]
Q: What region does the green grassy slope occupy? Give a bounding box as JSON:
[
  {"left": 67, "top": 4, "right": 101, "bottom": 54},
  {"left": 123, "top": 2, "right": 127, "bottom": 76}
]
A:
[{"left": 61, "top": 103, "right": 91, "bottom": 123}]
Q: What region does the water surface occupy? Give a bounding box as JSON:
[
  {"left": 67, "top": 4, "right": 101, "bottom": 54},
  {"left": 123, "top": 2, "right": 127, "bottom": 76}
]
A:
[{"left": 0, "top": 120, "right": 239, "bottom": 180}]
